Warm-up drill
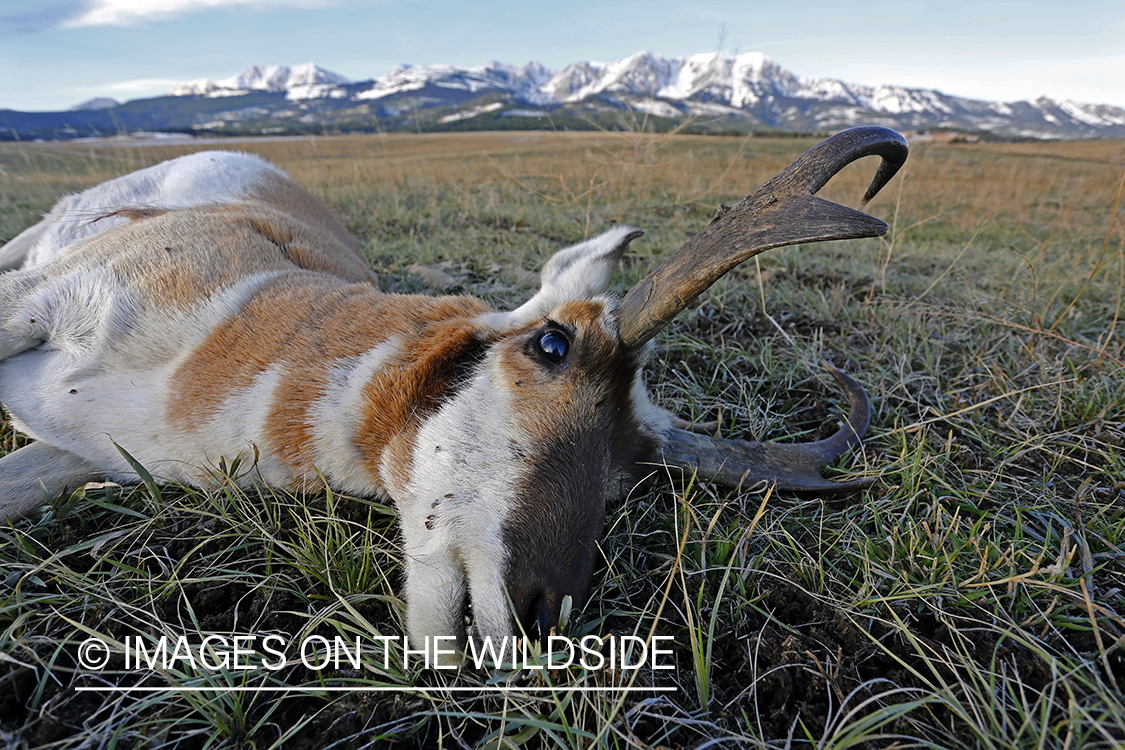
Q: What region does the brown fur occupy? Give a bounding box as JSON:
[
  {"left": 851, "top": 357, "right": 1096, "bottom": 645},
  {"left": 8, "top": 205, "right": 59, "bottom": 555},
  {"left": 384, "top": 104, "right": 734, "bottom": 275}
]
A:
[
  {"left": 357, "top": 307, "right": 491, "bottom": 491},
  {"left": 169, "top": 274, "right": 491, "bottom": 487}
]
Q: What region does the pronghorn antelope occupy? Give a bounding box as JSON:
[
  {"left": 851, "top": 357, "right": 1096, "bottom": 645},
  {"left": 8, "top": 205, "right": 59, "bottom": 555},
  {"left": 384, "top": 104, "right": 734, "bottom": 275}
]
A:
[{"left": 0, "top": 127, "right": 907, "bottom": 652}]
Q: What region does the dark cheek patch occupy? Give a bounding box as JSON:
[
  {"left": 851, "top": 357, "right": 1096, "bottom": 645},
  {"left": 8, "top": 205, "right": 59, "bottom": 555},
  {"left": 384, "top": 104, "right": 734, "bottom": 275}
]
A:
[{"left": 500, "top": 400, "right": 651, "bottom": 636}]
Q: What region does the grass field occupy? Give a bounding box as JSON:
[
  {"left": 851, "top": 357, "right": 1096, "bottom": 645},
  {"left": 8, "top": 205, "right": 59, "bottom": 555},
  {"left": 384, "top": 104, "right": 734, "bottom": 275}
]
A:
[{"left": 1, "top": 129, "right": 1123, "bottom": 749}]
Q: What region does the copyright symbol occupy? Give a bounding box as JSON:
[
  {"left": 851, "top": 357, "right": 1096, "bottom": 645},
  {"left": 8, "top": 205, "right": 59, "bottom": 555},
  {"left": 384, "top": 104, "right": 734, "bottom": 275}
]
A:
[{"left": 78, "top": 637, "right": 110, "bottom": 670}]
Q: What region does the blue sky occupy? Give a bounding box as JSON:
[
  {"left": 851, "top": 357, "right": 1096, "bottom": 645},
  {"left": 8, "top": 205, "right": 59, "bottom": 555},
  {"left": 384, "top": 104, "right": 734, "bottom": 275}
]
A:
[{"left": 2, "top": 0, "right": 1123, "bottom": 111}]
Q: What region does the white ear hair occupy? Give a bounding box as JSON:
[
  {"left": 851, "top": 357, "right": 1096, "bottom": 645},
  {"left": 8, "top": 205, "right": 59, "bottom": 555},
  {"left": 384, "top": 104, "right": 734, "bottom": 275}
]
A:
[{"left": 496, "top": 226, "right": 643, "bottom": 329}]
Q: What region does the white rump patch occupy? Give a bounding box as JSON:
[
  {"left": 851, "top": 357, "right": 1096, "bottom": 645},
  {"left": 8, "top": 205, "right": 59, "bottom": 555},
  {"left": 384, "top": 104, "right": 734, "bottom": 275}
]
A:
[{"left": 10, "top": 151, "right": 287, "bottom": 269}]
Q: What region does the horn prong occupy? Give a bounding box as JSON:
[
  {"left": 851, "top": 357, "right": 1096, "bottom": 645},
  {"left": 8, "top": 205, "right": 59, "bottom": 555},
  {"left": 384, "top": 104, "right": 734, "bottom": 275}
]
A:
[{"left": 619, "top": 127, "right": 908, "bottom": 351}]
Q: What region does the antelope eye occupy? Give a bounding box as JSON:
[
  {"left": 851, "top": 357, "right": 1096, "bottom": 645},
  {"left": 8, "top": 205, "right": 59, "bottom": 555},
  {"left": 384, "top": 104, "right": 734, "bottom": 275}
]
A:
[{"left": 537, "top": 330, "right": 569, "bottom": 364}]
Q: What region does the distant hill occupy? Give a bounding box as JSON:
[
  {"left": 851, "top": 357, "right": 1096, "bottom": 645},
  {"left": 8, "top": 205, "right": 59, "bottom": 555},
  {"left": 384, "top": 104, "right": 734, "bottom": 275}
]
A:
[
  {"left": 4, "top": 52, "right": 1124, "bottom": 140},
  {"left": 68, "top": 97, "right": 120, "bottom": 111}
]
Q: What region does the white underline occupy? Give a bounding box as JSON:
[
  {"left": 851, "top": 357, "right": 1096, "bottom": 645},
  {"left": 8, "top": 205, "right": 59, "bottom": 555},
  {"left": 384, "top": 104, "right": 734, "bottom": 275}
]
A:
[{"left": 76, "top": 685, "right": 677, "bottom": 693}]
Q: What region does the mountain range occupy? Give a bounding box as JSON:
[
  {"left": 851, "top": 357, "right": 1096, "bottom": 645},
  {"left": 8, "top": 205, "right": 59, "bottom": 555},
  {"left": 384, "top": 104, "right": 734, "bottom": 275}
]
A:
[{"left": 4, "top": 52, "right": 1124, "bottom": 140}]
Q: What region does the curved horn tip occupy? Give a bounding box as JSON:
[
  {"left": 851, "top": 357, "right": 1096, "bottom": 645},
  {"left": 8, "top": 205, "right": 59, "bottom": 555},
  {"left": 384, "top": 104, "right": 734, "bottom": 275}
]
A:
[
  {"left": 854, "top": 128, "right": 909, "bottom": 207},
  {"left": 820, "top": 359, "right": 858, "bottom": 393},
  {"left": 820, "top": 358, "right": 870, "bottom": 427},
  {"left": 820, "top": 358, "right": 850, "bottom": 382}
]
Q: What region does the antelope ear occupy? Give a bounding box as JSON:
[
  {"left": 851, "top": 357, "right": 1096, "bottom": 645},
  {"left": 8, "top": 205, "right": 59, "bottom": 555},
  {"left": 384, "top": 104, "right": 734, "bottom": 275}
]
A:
[{"left": 496, "top": 226, "right": 643, "bottom": 330}]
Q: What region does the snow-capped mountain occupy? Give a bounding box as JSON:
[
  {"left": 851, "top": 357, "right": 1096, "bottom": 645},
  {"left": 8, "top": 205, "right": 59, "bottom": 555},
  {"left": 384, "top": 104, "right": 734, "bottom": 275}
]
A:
[
  {"left": 168, "top": 63, "right": 351, "bottom": 100},
  {"left": 519, "top": 51, "right": 1125, "bottom": 137},
  {"left": 352, "top": 60, "right": 555, "bottom": 106},
  {"left": 539, "top": 52, "right": 802, "bottom": 107},
  {"left": 5, "top": 52, "right": 1123, "bottom": 141},
  {"left": 322, "top": 51, "right": 1125, "bottom": 138}
]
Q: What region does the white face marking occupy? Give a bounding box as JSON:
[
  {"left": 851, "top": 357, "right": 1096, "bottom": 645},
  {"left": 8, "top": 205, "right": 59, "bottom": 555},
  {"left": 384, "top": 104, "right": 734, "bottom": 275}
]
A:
[
  {"left": 392, "top": 355, "right": 529, "bottom": 646},
  {"left": 308, "top": 339, "right": 401, "bottom": 496}
]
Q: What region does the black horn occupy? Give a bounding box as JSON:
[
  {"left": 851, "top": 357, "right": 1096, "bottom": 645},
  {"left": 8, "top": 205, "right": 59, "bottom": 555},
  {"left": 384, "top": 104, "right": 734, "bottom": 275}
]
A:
[
  {"left": 624, "top": 127, "right": 908, "bottom": 492},
  {"left": 618, "top": 126, "right": 908, "bottom": 351}
]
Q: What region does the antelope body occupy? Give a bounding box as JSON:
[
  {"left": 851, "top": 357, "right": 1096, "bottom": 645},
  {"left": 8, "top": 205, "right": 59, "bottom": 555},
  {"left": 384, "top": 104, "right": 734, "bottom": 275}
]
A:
[{"left": 0, "top": 129, "right": 908, "bottom": 651}]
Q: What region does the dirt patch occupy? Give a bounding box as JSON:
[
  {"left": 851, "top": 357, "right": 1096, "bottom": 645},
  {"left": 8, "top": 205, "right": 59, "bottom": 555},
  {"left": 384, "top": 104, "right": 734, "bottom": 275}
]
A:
[{"left": 706, "top": 579, "right": 1055, "bottom": 743}]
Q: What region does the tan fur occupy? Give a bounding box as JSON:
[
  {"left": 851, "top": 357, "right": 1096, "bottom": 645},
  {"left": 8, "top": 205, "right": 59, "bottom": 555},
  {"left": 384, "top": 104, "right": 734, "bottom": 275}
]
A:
[
  {"left": 169, "top": 274, "right": 491, "bottom": 486},
  {"left": 39, "top": 204, "right": 371, "bottom": 315},
  {"left": 248, "top": 170, "right": 358, "bottom": 251},
  {"left": 497, "top": 299, "right": 627, "bottom": 444}
]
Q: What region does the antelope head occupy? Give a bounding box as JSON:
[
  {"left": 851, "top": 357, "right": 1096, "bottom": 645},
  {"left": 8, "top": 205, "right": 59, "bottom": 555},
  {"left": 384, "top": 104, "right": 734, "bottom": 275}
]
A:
[{"left": 398, "top": 127, "right": 908, "bottom": 648}]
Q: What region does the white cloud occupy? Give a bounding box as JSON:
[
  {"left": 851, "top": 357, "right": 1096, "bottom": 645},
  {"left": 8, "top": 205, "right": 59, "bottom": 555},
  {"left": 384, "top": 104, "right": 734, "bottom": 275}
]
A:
[
  {"left": 61, "top": 0, "right": 336, "bottom": 28},
  {"left": 105, "top": 78, "right": 182, "bottom": 93}
]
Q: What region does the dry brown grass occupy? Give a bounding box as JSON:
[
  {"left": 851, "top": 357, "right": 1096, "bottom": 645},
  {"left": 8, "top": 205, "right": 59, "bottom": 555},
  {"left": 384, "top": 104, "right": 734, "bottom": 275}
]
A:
[
  {"left": 2, "top": 130, "right": 1123, "bottom": 749},
  {"left": 6, "top": 131, "right": 1122, "bottom": 240}
]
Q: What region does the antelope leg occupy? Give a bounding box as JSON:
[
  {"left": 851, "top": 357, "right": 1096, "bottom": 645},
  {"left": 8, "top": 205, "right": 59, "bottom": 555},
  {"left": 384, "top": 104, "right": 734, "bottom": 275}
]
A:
[{"left": 0, "top": 442, "right": 101, "bottom": 520}]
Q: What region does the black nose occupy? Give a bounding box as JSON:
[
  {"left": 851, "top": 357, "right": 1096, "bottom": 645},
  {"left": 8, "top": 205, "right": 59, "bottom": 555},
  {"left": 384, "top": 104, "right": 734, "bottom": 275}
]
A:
[
  {"left": 536, "top": 606, "right": 552, "bottom": 647},
  {"left": 521, "top": 593, "right": 557, "bottom": 648}
]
